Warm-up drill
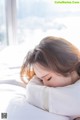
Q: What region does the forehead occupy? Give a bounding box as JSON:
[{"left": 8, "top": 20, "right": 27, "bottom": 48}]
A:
[{"left": 33, "top": 63, "right": 50, "bottom": 77}]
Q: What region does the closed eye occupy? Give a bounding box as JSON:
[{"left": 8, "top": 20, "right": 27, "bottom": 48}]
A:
[{"left": 47, "top": 77, "right": 52, "bottom": 81}]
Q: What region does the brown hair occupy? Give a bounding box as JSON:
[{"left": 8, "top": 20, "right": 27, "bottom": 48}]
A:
[{"left": 20, "top": 36, "right": 80, "bottom": 84}]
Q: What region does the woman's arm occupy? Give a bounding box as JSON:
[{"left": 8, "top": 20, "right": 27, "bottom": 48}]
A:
[
  {"left": 26, "top": 76, "right": 49, "bottom": 110},
  {"left": 26, "top": 76, "right": 80, "bottom": 118}
]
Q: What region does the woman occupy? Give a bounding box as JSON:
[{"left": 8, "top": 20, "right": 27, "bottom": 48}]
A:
[{"left": 20, "top": 36, "right": 80, "bottom": 120}]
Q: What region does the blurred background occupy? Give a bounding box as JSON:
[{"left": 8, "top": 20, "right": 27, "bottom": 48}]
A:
[{"left": 0, "top": 0, "right": 80, "bottom": 49}]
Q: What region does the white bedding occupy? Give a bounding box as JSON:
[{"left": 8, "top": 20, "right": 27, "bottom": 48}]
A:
[{"left": 0, "top": 84, "right": 26, "bottom": 111}]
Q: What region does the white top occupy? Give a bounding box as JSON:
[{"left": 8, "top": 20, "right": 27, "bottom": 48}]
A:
[{"left": 26, "top": 76, "right": 80, "bottom": 119}]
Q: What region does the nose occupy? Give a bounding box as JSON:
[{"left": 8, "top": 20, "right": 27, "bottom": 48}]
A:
[
  {"left": 42, "top": 78, "right": 46, "bottom": 84},
  {"left": 42, "top": 78, "right": 48, "bottom": 86}
]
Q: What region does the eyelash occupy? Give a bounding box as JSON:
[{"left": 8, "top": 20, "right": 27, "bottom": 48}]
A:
[{"left": 47, "top": 77, "right": 52, "bottom": 81}]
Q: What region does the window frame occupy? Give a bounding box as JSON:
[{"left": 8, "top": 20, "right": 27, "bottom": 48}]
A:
[{"left": 5, "top": 0, "right": 17, "bottom": 45}]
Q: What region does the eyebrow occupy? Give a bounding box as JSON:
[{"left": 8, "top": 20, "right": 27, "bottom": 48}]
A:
[{"left": 41, "top": 73, "right": 50, "bottom": 79}]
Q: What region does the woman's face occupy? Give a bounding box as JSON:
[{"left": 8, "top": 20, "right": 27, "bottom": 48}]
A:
[{"left": 33, "top": 63, "right": 72, "bottom": 87}]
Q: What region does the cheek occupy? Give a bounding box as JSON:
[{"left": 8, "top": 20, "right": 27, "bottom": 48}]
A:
[
  {"left": 49, "top": 80, "right": 60, "bottom": 87},
  {"left": 47, "top": 76, "right": 64, "bottom": 87}
]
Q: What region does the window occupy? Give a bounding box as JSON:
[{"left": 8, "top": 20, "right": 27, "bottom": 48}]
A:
[
  {"left": 0, "top": 0, "right": 80, "bottom": 49},
  {"left": 16, "top": 0, "right": 80, "bottom": 49},
  {"left": 0, "top": 0, "right": 7, "bottom": 50}
]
